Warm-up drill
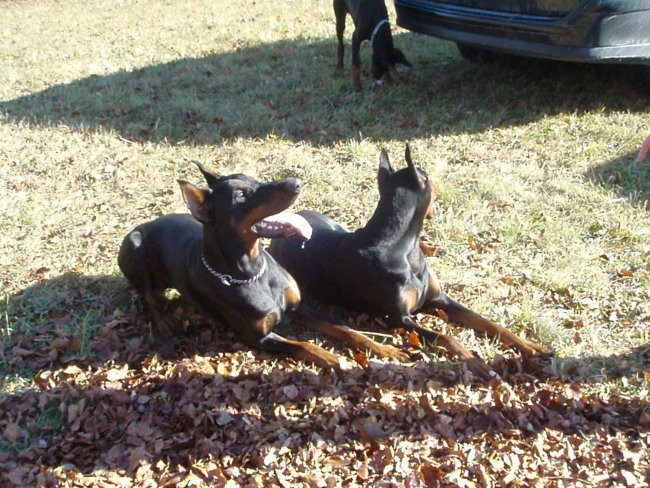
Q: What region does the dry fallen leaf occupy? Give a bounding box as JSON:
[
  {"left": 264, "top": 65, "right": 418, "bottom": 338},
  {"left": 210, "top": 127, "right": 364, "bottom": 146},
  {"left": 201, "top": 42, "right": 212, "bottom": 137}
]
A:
[
  {"left": 353, "top": 351, "right": 369, "bottom": 368},
  {"left": 564, "top": 319, "right": 584, "bottom": 329},
  {"left": 499, "top": 276, "right": 515, "bottom": 285},
  {"left": 359, "top": 420, "right": 387, "bottom": 447},
  {"left": 3, "top": 423, "right": 21, "bottom": 442},
  {"left": 105, "top": 365, "right": 129, "bottom": 382},
  {"left": 283, "top": 385, "right": 299, "bottom": 400},
  {"left": 408, "top": 331, "right": 421, "bottom": 348},
  {"left": 420, "top": 463, "right": 444, "bottom": 488}
]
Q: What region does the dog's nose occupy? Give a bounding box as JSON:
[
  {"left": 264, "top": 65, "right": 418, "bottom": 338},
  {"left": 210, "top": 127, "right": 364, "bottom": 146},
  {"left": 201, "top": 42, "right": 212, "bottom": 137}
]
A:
[{"left": 285, "top": 177, "right": 301, "bottom": 194}]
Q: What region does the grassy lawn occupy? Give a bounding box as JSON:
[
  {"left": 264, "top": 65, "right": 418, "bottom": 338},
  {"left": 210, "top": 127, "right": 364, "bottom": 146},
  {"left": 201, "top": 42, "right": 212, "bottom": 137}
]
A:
[{"left": 1, "top": 0, "right": 649, "bottom": 485}]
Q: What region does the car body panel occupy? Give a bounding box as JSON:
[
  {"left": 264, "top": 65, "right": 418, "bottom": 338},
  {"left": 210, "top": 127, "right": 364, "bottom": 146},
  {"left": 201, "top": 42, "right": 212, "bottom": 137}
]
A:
[{"left": 394, "top": 0, "right": 650, "bottom": 64}]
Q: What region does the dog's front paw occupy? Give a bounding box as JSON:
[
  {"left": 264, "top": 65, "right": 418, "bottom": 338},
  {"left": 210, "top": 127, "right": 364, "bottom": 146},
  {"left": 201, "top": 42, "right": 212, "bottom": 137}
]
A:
[
  {"left": 368, "top": 342, "right": 410, "bottom": 362},
  {"left": 299, "top": 342, "right": 343, "bottom": 372},
  {"left": 517, "top": 338, "right": 552, "bottom": 357},
  {"left": 464, "top": 357, "right": 495, "bottom": 381}
]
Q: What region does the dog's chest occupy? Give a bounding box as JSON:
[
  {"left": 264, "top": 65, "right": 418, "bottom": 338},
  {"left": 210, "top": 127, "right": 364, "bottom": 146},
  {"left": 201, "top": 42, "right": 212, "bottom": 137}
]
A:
[
  {"left": 235, "top": 272, "right": 298, "bottom": 337},
  {"left": 227, "top": 271, "right": 296, "bottom": 320}
]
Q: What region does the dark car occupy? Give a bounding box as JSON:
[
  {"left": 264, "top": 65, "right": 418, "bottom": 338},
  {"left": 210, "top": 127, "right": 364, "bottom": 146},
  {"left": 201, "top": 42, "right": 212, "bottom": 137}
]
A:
[{"left": 394, "top": 0, "right": 650, "bottom": 65}]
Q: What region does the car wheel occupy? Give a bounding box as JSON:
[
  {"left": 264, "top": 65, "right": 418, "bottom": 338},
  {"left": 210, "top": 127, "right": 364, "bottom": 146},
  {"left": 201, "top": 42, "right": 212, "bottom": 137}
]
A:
[
  {"left": 639, "top": 65, "right": 650, "bottom": 90},
  {"left": 456, "top": 42, "right": 498, "bottom": 62}
]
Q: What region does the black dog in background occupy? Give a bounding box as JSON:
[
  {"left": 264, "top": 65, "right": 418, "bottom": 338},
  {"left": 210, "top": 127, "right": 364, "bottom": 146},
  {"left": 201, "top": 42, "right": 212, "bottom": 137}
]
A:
[{"left": 334, "top": 0, "right": 411, "bottom": 89}]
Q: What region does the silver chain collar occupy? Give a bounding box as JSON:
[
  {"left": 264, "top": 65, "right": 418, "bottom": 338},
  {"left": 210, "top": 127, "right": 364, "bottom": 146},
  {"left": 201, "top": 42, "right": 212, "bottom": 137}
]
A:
[
  {"left": 371, "top": 19, "right": 390, "bottom": 47},
  {"left": 201, "top": 254, "right": 267, "bottom": 286}
]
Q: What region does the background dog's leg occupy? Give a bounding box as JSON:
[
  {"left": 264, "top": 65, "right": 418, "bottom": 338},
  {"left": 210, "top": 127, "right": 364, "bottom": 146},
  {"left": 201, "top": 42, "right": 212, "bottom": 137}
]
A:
[
  {"left": 333, "top": 0, "right": 347, "bottom": 69},
  {"left": 351, "top": 31, "right": 362, "bottom": 89},
  {"left": 294, "top": 303, "right": 410, "bottom": 361}
]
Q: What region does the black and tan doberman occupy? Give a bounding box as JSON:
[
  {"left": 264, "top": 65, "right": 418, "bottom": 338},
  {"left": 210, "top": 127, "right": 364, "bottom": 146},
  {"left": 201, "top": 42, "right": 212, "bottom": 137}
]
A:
[
  {"left": 118, "top": 163, "right": 406, "bottom": 370},
  {"left": 269, "top": 147, "right": 549, "bottom": 377}
]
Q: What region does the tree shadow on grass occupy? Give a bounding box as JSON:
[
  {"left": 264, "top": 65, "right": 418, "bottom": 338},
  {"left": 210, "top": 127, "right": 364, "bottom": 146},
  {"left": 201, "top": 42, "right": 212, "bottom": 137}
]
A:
[
  {"left": 1, "top": 273, "right": 648, "bottom": 482},
  {"left": 0, "top": 35, "right": 648, "bottom": 145},
  {"left": 0, "top": 351, "right": 647, "bottom": 482},
  {"left": 586, "top": 150, "right": 650, "bottom": 211}
]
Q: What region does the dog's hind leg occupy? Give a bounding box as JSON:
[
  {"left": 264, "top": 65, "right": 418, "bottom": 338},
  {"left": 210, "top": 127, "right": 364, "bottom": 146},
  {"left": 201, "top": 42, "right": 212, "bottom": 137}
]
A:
[
  {"left": 333, "top": 0, "right": 347, "bottom": 69},
  {"left": 141, "top": 290, "right": 180, "bottom": 339},
  {"left": 118, "top": 229, "right": 179, "bottom": 339},
  {"left": 294, "top": 303, "right": 410, "bottom": 361}
]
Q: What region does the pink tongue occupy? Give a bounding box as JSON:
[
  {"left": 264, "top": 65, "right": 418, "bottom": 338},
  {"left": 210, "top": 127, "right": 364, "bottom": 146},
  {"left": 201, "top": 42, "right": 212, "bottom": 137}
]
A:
[{"left": 252, "top": 212, "right": 312, "bottom": 240}]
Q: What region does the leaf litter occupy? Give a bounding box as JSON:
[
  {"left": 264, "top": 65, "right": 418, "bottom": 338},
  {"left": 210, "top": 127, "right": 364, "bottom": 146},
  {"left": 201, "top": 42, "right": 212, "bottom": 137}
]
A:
[{"left": 1, "top": 303, "right": 648, "bottom": 487}]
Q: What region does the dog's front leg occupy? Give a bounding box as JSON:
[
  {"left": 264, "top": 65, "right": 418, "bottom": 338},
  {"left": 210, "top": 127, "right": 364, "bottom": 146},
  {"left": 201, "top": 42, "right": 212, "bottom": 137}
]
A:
[
  {"left": 259, "top": 332, "right": 342, "bottom": 371},
  {"left": 394, "top": 315, "right": 493, "bottom": 380},
  {"left": 423, "top": 272, "right": 549, "bottom": 356},
  {"left": 294, "top": 303, "right": 410, "bottom": 361},
  {"left": 351, "top": 31, "right": 362, "bottom": 89},
  {"left": 426, "top": 293, "right": 550, "bottom": 356},
  {"left": 333, "top": 0, "right": 347, "bottom": 69}
]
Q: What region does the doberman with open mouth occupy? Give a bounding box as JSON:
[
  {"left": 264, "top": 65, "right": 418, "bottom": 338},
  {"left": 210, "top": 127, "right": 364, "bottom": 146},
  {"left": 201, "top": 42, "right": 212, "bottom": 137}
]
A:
[
  {"left": 269, "top": 147, "right": 549, "bottom": 377},
  {"left": 118, "top": 163, "right": 349, "bottom": 369}
]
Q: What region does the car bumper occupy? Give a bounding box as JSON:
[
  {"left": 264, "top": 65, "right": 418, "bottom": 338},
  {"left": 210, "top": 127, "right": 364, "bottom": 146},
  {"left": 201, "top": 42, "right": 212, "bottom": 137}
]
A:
[{"left": 394, "top": 0, "right": 650, "bottom": 64}]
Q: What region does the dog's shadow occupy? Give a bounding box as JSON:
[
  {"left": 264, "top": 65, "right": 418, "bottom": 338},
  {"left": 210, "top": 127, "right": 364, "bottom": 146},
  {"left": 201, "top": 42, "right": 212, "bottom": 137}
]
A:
[
  {"left": 1, "top": 35, "right": 647, "bottom": 145},
  {"left": 1, "top": 272, "right": 262, "bottom": 383},
  {"left": 0, "top": 271, "right": 497, "bottom": 388}
]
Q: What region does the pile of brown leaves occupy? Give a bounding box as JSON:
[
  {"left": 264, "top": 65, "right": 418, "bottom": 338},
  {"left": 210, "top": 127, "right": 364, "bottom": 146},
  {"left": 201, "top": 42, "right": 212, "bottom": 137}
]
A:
[{"left": 1, "top": 303, "right": 649, "bottom": 487}]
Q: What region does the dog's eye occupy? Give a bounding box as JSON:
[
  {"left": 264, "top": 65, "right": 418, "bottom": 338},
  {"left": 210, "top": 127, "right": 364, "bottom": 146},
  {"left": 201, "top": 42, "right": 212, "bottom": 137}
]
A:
[{"left": 234, "top": 190, "right": 247, "bottom": 203}]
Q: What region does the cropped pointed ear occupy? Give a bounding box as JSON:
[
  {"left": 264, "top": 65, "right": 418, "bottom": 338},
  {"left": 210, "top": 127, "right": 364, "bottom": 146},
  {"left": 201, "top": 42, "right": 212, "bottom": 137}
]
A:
[
  {"left": 378, "top": 147, "right": 393, "bottom": 188},
  {"left": 405, "top": 144, "right": 426, "bottom": 191},
  {"left": 178, "top": 180, "right": 212, "bottom": 223},
  {"left": 193, "top": 161, "right": 221, "bottom": 188}
]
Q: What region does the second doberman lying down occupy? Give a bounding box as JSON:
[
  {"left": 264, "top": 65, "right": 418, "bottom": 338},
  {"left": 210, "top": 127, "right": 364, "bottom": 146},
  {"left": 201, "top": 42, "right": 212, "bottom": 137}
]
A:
[
  {"left": 269, "top": 146, "right": 549, "bottom": 376},
  {"left": 119, "top": 163, "right": 406, "bottom": 370}
]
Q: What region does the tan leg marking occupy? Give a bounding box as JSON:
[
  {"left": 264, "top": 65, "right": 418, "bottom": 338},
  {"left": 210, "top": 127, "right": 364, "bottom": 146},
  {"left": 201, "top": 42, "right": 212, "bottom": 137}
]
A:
[
  {"left": 401, "top": 287, "right": 420, "bottom": 314},
  {"left": 283, "top": 274, "right": 301, "bottom": 310},
  {"left": 296, "top": 311, "right": 410, "bottom": 361}
]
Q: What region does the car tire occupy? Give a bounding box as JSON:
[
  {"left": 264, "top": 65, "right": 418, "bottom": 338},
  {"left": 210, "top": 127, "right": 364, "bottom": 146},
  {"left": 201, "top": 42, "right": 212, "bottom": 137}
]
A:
[
  {"left": 639, "top": 65, "right": 650, "bottom": 90},
  {"left": 456, "top": 42, "right": 499, "bottom": 62}
]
